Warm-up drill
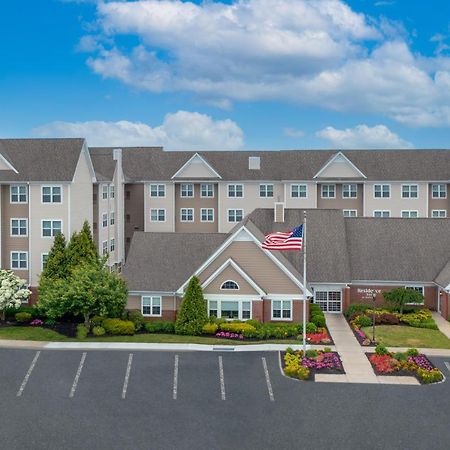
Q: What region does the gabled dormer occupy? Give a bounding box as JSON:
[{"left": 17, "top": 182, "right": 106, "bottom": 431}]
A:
[
  {"left": 314, "top": 152, "right": 366, "bottom": 179},
  {"left": 171, "top": 153, "right": 221, "bottom": 179}
]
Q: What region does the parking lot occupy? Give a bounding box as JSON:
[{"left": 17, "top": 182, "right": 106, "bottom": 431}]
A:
[{"left": 1, "top": 348, "right": 450, "bottom": 450}]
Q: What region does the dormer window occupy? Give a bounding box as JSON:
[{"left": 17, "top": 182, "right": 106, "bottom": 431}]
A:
[{"left": 221, "top": 280, "right": 239, "bottom": 290}]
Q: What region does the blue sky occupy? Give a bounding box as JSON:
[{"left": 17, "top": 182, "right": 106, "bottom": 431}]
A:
[{"left": 1, "top": 0, "right": 450, "bottom": 150}]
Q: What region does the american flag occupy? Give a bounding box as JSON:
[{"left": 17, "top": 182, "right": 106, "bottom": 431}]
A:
[{"left": 262, "top": 225, "right": 303, "bottom": 251}]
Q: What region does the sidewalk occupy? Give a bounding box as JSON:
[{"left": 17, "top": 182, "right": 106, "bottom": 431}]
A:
[{"left": 432, "top": 312, "right": 450, "bottom": 339}]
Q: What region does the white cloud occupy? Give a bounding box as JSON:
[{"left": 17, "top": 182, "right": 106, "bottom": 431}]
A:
[
  {"left": 283, "top": 127, "right": 305, "bottom": 138},
  {"left": 77, "top": 0, "right": 450, "bottom": 127},
  {"left": 316, "top": 124, "right": 413, "bottom": 148},
  {"left": 33, "top": 111, "right": 244, "bottom": 150}
]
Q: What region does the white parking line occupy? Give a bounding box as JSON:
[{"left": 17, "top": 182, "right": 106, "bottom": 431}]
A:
[
  {"left": 445, "top": 362, "right": 450, "bottom": 374},
  {"left": 218, "top": 356, "right": 226, "bottom": 400},
  {"left": 122, "top": 353, "right": 133, "bottom": 399},
  {"left": 69, "top": 352, "right": 87, "bottom": 398},
  {"left": 262, "top": 357, "right": 275, "bottom": 402},
  {"left": 173, "top": 354, "right": 179, "bottom": 400},
  {"left": 17, "top": 351, "right": 41, "bottom": 397}
]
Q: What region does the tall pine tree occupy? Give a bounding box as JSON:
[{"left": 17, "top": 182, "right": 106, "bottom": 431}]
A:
[
  {"left": 40, "top": 232, "right": 68, "bottom": 280},
  {"left": 66, "top": 221, "right": 100, "bottom": 271}
]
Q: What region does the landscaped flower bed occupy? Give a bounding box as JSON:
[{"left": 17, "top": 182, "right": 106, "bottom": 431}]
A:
[
  {"left": 282, "top": 347, "right": 345, "bottom": 381},
  {"left": 367, "top": 345, "right": 444, "bottom": 384}
]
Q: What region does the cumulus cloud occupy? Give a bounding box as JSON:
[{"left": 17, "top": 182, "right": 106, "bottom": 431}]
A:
[
  {"left": 283, "top": 127, "right": 305, "bottom": 138},
  {"left": 33, "top": 111, "right": 244, "bottom": 150},
  {"left": 75, "top": 0, "right": 450, "bottom": 127},
  {"left": 316, "top": 124, "right": 413, "bottom": 148}
]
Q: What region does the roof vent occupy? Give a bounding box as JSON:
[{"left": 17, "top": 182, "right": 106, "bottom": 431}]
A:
[{"left": 248, "top": 156, "right": 260, "bottom": 170}]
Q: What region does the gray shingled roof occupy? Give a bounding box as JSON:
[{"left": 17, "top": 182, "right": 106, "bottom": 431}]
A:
[
  {"left": 88, "top": 146, "right": 450, "bottom": 182},
  {"left": 346, "top": 218, "right": 450, "bottom": 283},
  {"left": 89, "top": 148, "right": 118, "bottom": 182},
  {"left": 123, "top": 232, "right": 229, "bottom": 292},
  {"left": 0, "top": 138, "right": 85, "bottom": 182},
  {"left": 435, "top": 260, "right": 450, "bottom": 288}
]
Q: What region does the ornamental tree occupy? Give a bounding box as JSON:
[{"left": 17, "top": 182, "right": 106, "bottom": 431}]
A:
[
  {"left": 383, "top": 287, "right": 424, "bottom": 314},
  {"left": 175, "top": 276, "right": 208, "bottom": 335},
  {"left": 38, "top": 262, "right": 127, "bottom": 328},
  {"left": 66, "top": 221, "right": 100, "bottom": 273},
  {"left": 0, "top": 270, "right": 31, "bottom": 321},
  {"left": 41, "top": 232, "right": 68, "bottom": 281}
]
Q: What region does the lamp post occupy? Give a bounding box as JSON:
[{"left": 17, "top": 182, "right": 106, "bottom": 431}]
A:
[{"left": 372, "top": 291, "right": 377, "bottom": 343}]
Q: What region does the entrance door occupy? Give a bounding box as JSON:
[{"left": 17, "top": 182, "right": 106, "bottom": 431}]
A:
[{"left": 314, "top": 290, "right": 342, "bottom": 313}]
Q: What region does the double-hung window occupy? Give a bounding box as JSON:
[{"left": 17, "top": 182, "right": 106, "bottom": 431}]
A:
[
  {"left": 11, "top": 252, "right": 28, "bottom": 270},
  {"left": 228, "top": 184, "right": 243, "bottom": 198},
  {"left": 42, "top": 220, "right": 62, "bottom": 237},
  {"left": 150, "top": 209, "right": 166, "bottom": 222},
  {"left": 150, "top": 184, "right": 165, "bottom": 197},
  {"left": 343, "top": 210, "right": 357, "bottom": 217},
  {"left": 207, "top": 300, "right": 252, "bottom": 320},
  {"left": 110, "top": 212, "right": 115, "bottom": 225},
  {"left": 373, "top": 210, "right": 390, "bottom": 218},
  {"left": 109, "top": 185, "right": 115, "bottom": 199},
  {"left": 180, "top": 208, "right": 194, "bottom": 222},
  {"left": 102, "top": 185, "right": 108, "bottom": 200},
  {"left": 102, "top": 213, "right": 108, "bottom": 228},
  {"left": 42, "top": 186, "right": 62, "bottom": 203},
  {"left": 374, "top": 184, "right": 390, "bottom": 198},
  {"left": 201, "top": 208, "right": 214, "bottom": 222},
  {"left": 401, "top": 210, "right": 418, "bottom": 218},
  {"left": 11, "top": 219, "right": 28, "bottom": 236},
  {"left": 259, "top": 184, "right": 273, "bottom": 198},
  {"left": 180, "top": 183, "right": 194, "bottom": 198},
  {"left": 272, "top": 300, "right": 292, "bottom": 320},
  {"left": 402, "top": 184, "right": 418, "bottom": 198},
  {"left": 291, "top": 184, "right": 307, "bottom": 198},
  {"left": 432, "top": 184, "right": 446, "bottom": 199},
  {"left": 10, "top": 185, "right": 27, "bottom": 203},
  {"left": 321, "top": 184, "right": 335, "bottom": 198},
  {"left": 200, "top": 183, "right": 214, "bottom": 198},
  {"left": 342, "top": 183, "right": 357, "bottom": 198},
  {"left": 41, "top": 253, "right": 49, "bottom": 270},
  {"left": 228, "top": 209, "right": 243, "bottom": 223},
  {"left": 432, "top": 210, "right": 447, "bottom": 218},
  {"left": 110, "top": 239, "right": 115, "bottom": 252},
  {"left": 142, "top": 296, "right": 162, "bottom": 316},
  {"left": 102, "top": 241, "right": 108, "bottom": 256}
]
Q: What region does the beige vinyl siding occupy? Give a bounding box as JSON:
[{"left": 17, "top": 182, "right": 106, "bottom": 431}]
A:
[
  {"left": 145, "top": 182, "right": 175, "bottom": 232},
  {"left": 203, "top": 265, "right": 260, "bottom": 295},
  {"left": 198, "top": 241, "right": 300, "bottom": 294},
  {"left": 428, "top": 183, "right": 449, "bottom": 217},
  {"left": 317, "top": 183, "right": 363, "bottom": 215},
  {"left": 284, "top": 182, "right": 316, "bottom": 209}
]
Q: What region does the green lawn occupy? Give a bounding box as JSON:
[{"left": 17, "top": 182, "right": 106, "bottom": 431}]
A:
[
  {"left": 361, "top": 325, "right": 450, "bottom": 349},
  {"left": 0, "top": 326, "right": 300, "bottom": 345}
]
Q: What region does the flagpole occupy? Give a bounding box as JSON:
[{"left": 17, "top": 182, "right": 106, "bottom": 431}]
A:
[{"left": 303, "top": 210, "right": 307, "bottom": 353}]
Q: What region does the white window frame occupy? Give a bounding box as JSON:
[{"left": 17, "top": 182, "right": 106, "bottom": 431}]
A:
[
  {"left": 259, "top": 184, "right": 274, "bottom": 198},
  {"left": 227, "top": 184, "right": 244, "bottom": 198},
  {"left": 405, "top": 285, "right": 425, "bottom": 305},
  {"left": 373, "top": 184, "right": 390, "bottom": 199},
  {"left": 10, "top": 185, "right": 28, "bottom": 204},
  {"left": 141, "top": 295, "right": 162, "bottom": 317},
  {"left": 10, "top": 218, "right": 28, "bottom": 237},
  {"left": 109, "top": 185, "right": 115, "bottom": 199},
  {"left": 401, "top": 184, "right": 419, "bottom": 199},
  {"left": 150, "top": 208, "right": 166, "bottom": 222},
  {"left": 102, "top": 184, "right": 108, "bottom": 200},
  {"left": 200, "top": 208, "right": 214, "bottom": 222},
  {"left": 207, "top": 299, "right": 252, "bottom": 321},
  {"left": 432, "top": 209, "right": 447, "bottom": 218},
  {"left": 180, "top": 208, "right": 194, "bottom": 222},
  {"left": 321, "top": 184, "right": 335, "bottom": 199},
  {"left": 41, "top": 220, "right": 62, "bottom": 238},
  {"left": 227, "top": 209, "right": 244, "bottom": 223},
  {"left": 342, "top": 183, "right": 357, "bottom": 199},
  {"left": 401, "top": 210, "right": 419, "bottom": 218},
  {"left": 41, "top": 253, "right": 49, "bottom": 271},
  {"left": 150, "top": 184, "right": 166, "bottom": 198},
  {"left": 102, "top": 240, "right": 108, "bottom": 256},
  {"left": 200, "top": 183, "right": 214, "bottom": 198},
  {"left": 271, "top": 299, "right": 293, "bottom": 321},
  {"left": 110, "top": 238, "right": 115, "bottom": 252},
  {"left": 110, "top": 211, "right": 115, "bottom": 225},
  {"left": 102, "top": 213, "right": 108, "bottom": 228},
  {"left": 343, "top": 210, "right": 357, "bottom": 218},
  {"left": 180, "top": 183, "right": 194, "bottom": 198},
  {"left": 220, "top": 280, "right": 240, "bottom": 290},
  {"left": 431, "top": 183, "right": 447, "bottom": 199},
  {"left": 290, "top": 184, "right": 307, "bottom": 198},
  {"left": 373, "top": 210, "right": 391, "bottom": 218},
  {"left": 10, "top": 251, "right": 28, "bottom": 270},
  {"left": 41, "top": 185, "right": 62, "bottom": 204}
]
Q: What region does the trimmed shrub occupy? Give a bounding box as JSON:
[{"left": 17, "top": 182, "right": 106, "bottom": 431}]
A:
[
  {"left": 145, "top": 321, "right": 175, "bottom": 334},
  {"left": 15, "top": 312, "right": 32, "bottom": 323},
  {"left": 126, "top": 310, "right": 145, "bottom": 331},
  {"left": 375, "top": 344, "right": 389, "bottom": 356},
  {"left": 103, "top": 318, "right": 135, "bottom": 335},
  {"left": 323, "top": 347, "right": 332, "bottom": 353},
  {"left": 393, "top": 352, "right": 408, "bottom": 362},
  {"left": 377, "top": 313, "right": 400, "bottom": 325},
  {"left": 202, "top": 323, "right": 218, "bottom": 335},
  {"left": 310, "top": 314, "right": 326, "bottom": 328},
  {"left": 246, "top": 319, "right": 262, "bottom": 329},
  {"left": 406, "top": 348, "right": 419, "bottom": 357},
  {"left": 90, "top": 315, "right": 104, "bottom": 327},
  {"left": 355, "top": 315, "right": 372, "bottom": 328},
  {"left": 305, "top": 349, "right": 318, "bottom": 358},
  {"left": 76, "top": 324, "right": 88, "bottom": 339},
  {"left": 92, "top": 326, "right": 106, "bottom": 336},
  {"left": 305, "top": 322, "right": 318, "bottom": 334},
  {"left": 417, "top": 367, "right": 443, "bottom": 384},
  {"left": 220, "top": 322, "right": 257, "bottom": 334},
  {"left": 345, "top": 303, "right": 370, "bottom": 318}
]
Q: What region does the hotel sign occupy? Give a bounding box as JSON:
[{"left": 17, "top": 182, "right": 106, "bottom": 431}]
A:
[{"left": 356, "top": 288, "right": 382, "bottom": 300}]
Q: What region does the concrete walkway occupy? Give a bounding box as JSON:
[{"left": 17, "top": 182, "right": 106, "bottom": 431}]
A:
[{"left": 433, "top": 312, "right": 450, "bottom": 339}]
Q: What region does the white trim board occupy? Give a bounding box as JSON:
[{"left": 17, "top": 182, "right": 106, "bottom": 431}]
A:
[
  {"left": 313, "top": 151, "right": 366, "bottom": 179},
  {"left": 0, "top": 153, "right": 18, "bottom": 173},
  {"left": 171, "top": 153, "right": 222, "bottom": 179}
]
